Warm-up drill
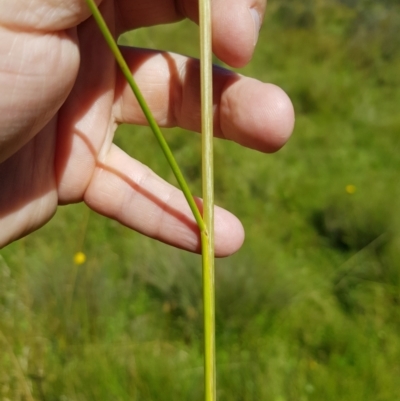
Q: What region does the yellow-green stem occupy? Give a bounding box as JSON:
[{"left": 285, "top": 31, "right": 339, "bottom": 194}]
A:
[{"left": 199, "top": 0, "right": 216, "bottom": 400}]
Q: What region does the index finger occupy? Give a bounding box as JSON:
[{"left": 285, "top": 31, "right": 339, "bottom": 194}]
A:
[{"left": 116, "top": 0, "right": 267, "bottom": 67}]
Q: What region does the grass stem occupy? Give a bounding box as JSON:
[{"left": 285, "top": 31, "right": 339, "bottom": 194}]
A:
[{"left": 199, "top": 0, "right": 216, "bottom": 400}]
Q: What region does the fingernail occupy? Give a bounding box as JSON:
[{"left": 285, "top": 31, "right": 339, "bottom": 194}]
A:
[{"left": 249, "top": 8, "right": 261, "bottom": 45}]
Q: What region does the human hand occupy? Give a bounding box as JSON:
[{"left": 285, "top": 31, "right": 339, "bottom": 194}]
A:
[{"left": 0, "top": 0, "right": 294, "bottom": 255}]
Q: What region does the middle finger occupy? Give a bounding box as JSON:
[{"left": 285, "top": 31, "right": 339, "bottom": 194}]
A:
[{"left": 113, "top": 47, "right": 294, "bottom": 153}]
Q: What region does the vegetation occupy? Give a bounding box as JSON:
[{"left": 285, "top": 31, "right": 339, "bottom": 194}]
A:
[{"left": 1, "top": 1, "right": 400, "bottom": 399}]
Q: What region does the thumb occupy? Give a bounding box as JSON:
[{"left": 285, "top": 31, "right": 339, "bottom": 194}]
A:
[{"left": 0, "top": 0, "right": 100, "bottom": 31}]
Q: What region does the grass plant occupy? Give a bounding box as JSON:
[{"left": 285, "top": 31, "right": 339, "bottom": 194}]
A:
[{"left": 84, "top": 0, "right": 216, "bottom": 399}]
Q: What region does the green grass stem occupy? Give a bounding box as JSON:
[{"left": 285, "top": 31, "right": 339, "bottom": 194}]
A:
[{"left": 199, "top": 0, "right": 216, "bottom": 400}]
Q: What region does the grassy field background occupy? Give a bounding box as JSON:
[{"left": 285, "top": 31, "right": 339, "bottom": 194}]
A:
[{"left": 1, "top": 1, "right": 400, "bottom": 400}]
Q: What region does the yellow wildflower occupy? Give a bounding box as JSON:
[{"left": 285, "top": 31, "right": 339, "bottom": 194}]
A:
[
  {"left": 73, "top": 252, "right": 86, "bottom": 265},
  {"left": 345, "top": 184, "right": 356, "bottom": 194}
]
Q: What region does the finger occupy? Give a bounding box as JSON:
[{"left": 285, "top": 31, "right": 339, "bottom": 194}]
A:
[
  {"left": 84, "top": 144, "right": 245, "bottom": 256},
  {"left": 211, "top": 0, "right": 266, "bottom": 67},
  {"left": 113, "top": 48, "right": 294, "bottom": 153},
  {"left": 117, "top": 0, "right": 267, "bottom": 67}
]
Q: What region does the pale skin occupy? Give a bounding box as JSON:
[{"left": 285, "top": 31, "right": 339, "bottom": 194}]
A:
[{"left": 0, "top": 0, "right": 294, "bottom": 255}]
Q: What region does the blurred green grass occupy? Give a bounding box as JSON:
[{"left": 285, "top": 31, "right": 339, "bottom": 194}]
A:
[{"left": 1, "top": 1, "right": 400, "bottom": 399}]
